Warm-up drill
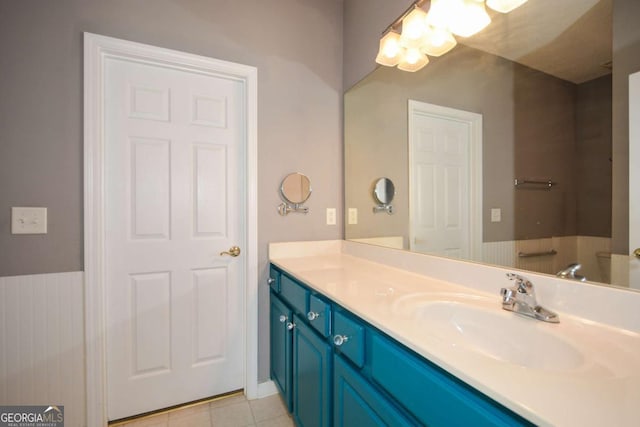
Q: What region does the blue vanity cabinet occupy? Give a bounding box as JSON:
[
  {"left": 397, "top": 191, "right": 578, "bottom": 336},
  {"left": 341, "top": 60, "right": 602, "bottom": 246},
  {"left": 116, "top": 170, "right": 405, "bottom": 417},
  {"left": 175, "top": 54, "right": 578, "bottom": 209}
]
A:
[
  {"left": 292, "top": 314, "right": 332, "bottom": 427},
  {"left": 368, "top": 332, "right": 535, "bottom": 427},
  {"left": 334, "top": 354, "right": 415, "bottom": 427},
  {"left": 269, "top": 265, "right": 281, "bottom": 292},
  {"left": 269, "top": 264, "right": 534, "bottom": 427},
  {"left": 270, "top": 292, "right": 293, "bottom": 411}
]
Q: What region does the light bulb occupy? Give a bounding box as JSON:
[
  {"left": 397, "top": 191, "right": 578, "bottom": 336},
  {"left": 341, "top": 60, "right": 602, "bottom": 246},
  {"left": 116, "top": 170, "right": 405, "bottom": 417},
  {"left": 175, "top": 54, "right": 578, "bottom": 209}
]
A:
[
  {"left": 486, "top": 0, "right": 528, "bottom": 13},
  {"left": 398, "top": 47, "right": 429, "bottom": 72},
  {"left": 400, "top": 7, "right": 429, "bottom": 48},
  {"left": 426, "top": 0, "right": 463, "bottom": 30},
  {"left": 375, "top": 31, "right": 402, "bottom": 66},
  {"left": 449, "top": 0, "right": 491, "bottom": 38},
  {"left": 420, "top": 27, "right": 457, "bottom": 57}
]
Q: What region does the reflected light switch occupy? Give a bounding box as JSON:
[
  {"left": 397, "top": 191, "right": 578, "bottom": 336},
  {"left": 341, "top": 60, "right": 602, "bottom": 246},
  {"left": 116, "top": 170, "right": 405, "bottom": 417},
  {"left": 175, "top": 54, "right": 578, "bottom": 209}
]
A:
[
  {"left": 12, "top": 207, "right": 47, "bottom": 234},
  {"left": 491, "top": 208, "right": 501, "bottom": 223}
]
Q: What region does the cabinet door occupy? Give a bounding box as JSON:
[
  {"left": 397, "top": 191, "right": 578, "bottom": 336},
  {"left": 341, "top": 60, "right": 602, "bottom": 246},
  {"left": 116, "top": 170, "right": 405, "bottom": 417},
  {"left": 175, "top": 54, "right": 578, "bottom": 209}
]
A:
[
  {"left": 270, "top": 293, "right": 292, "bottom": 412},
  {"left": 293, "top": 315, "right": 331, "bottom": 427},
  {"left": 334, "top": 355, "right": 415, "bottom": 427}
]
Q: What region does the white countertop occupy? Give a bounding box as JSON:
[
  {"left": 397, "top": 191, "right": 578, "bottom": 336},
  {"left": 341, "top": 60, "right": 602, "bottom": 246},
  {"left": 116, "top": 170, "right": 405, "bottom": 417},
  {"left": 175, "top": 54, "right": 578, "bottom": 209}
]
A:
[{"left": 269, "top": 241, "right": 640, "bottom": 427}]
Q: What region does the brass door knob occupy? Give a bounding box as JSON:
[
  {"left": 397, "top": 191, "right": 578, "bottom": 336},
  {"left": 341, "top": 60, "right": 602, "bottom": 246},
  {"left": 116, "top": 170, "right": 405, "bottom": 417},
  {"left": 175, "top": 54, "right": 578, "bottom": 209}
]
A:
[
  {"left": 220, "top": 246, "right": 241, "bottom": 257},
  {"left": 634, "top": 248, "right": 640, "bottom": 259}
]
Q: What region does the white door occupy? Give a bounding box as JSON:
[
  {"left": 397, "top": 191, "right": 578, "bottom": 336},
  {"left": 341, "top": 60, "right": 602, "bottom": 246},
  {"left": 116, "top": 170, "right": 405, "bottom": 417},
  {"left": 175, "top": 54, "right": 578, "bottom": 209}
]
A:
[
  {"left": 105, "top": 56, "right": 244, "bottom": 419},
  {"left": 629, "top": 71, "right": 640, "bottom": 289},
  {"left": 409, "top": 101, "right": 482, "bottom": 260}
]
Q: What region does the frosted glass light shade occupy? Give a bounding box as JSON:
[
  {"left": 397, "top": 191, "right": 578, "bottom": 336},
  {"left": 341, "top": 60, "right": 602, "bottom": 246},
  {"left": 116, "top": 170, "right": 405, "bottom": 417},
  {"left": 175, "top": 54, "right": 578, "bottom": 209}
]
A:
[
  {"left": 375, "top": 31, "right": 402, "bottom": 66},
  {"left": 398, "top": 47, "right": 429, "bottom": 72},
  {"left": 426, "top": 0, "right": 462, "bottom": 30},
  {"left": 487, "top": 0, "right": 528, "bottom": 13},
  {"left": 450, "top": 0, "right": 491, "bottom": 38},
  {"left": 400, "top": 7, "right": 429, "bottom": 49},
  {"left": 420, "top": 27, "right": 457, "bottom": 57}
]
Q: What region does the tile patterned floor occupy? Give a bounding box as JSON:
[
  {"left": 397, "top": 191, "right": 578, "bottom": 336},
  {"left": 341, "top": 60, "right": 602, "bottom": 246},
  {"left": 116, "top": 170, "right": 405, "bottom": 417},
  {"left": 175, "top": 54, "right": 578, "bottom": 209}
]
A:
[{"left": 113, "top": 393, "right": 293, "bottom": 427}]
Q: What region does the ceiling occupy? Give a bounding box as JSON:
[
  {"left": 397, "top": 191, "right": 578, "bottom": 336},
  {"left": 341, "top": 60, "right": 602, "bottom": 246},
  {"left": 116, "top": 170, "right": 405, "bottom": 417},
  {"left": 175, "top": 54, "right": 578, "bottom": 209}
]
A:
[{"left": 461, "top": 0, "right": 612, "bottom": 84}]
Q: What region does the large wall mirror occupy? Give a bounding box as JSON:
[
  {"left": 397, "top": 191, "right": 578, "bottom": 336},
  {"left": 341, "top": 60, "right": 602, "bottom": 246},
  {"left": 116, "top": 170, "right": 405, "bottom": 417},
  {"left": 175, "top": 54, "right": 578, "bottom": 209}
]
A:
[{"left": 345, "top": 0, "right": 640, "bottom": 291}]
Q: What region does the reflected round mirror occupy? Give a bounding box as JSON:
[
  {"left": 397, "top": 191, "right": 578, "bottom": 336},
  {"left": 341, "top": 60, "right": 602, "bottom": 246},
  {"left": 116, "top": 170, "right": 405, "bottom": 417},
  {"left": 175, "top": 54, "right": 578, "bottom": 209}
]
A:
[
  {"left": 373, "top": 178, "right": 395, "bottom": 205},
  {"left": 280, "top": 172, "right": 312, "bottom": 205}
]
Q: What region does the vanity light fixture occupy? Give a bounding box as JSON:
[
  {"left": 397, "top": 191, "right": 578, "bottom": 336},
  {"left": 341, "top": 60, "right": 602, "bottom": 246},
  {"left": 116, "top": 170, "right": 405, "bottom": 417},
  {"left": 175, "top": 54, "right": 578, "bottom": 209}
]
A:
[{"left": 375, "top": 0, "right": 527, "bottom": 72}]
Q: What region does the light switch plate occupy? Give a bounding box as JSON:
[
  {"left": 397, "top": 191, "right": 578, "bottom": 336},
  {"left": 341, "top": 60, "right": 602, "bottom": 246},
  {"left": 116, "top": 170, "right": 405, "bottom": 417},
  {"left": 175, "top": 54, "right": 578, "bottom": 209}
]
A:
[
  {"left": 326, "top": 208, "right": 337, "bottom": 225},
  {"left": 348, "top": 208, "right": 358, "bottom": 225},
  {"left": 491, "top": 208, "right": 501, "bottom": 223},
  {"left": 12, "top": 207, "right": 47, "bottom": 234}
]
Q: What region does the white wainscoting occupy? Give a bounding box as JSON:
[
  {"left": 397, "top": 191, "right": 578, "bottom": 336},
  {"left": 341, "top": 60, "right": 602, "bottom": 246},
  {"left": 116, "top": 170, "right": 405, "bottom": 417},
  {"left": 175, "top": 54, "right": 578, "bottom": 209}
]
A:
[
  {"left": 483, "top": 236, "right": 612, "bottom": 283},
  {"left": 0, "top": 271, "right": 85, "bottom": 426}
]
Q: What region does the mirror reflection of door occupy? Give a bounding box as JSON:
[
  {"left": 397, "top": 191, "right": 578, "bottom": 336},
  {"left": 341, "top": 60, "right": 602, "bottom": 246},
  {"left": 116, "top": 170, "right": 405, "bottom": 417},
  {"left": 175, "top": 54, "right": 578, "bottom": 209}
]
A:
[{"left": 409, "top": 100, "right": 482, "bottom": 260}]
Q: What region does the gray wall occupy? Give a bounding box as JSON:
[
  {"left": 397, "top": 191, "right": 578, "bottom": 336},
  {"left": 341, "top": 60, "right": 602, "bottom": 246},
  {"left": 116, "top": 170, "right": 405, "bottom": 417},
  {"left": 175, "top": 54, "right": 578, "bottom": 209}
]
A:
[
  {"left": 576, "top": 75, "right": 612, "bottom": 237},
  {"left": 0, "top": 0, "right": 344, "bottom": 383},
  {"left": 345, "top": 45, "right": 578, "bottom": 246}
]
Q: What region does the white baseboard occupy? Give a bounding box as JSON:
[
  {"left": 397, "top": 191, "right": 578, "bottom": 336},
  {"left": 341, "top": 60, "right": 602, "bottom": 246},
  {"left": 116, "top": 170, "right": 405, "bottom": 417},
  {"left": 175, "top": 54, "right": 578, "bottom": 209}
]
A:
[{"left": 251, "top": 380, "right": 278, "bottom": 400}]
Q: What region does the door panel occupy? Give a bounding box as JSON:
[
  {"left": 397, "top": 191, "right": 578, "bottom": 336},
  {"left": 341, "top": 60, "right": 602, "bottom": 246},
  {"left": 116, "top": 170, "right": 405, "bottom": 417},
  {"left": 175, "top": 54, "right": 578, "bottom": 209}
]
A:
[{"left": 105, "top": 57, "right": 244, "bottom": 419}]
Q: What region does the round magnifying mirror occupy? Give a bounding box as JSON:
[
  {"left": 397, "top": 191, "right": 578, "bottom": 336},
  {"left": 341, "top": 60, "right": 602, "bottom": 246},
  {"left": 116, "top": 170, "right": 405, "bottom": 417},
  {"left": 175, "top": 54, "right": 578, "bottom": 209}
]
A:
[
  {"left": 280, "top": 172, "right": 312, "bottom": 205},
  {"left": 373, "top": 178, "right": 395, "bottom": 205}
]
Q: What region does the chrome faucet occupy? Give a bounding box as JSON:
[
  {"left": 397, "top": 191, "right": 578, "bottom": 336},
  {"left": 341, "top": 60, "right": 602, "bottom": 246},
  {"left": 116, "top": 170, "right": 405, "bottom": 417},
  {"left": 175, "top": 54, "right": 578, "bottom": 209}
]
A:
[
  {"left": 500, "top": 273, "right": 559, "bottom": 323},
  {"left": 556, "top": 263, "right": 586, "bottom": 281}
]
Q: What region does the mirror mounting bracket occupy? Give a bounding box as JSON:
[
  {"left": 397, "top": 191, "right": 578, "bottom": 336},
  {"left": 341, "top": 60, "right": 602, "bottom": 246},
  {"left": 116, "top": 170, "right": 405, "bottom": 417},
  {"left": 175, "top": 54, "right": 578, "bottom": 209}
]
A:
[
  {"left": 373, "top": 204, "right": 394, "bottom": 215},
  {"left": 278, "top": 202, "right": 309, "bottom": 216}
]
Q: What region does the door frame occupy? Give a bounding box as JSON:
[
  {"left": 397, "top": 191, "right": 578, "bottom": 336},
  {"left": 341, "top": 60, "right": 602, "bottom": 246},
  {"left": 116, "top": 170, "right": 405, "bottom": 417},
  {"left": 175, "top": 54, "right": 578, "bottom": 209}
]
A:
[
  {"left": 408, "top": 100, "right": 483, "bottom": 260},
  {"left": 83, "top": 33, "right": 258, "bottom": 426},
  {"left": 629, "top": 70, "right": 640, "bottom": 289}
]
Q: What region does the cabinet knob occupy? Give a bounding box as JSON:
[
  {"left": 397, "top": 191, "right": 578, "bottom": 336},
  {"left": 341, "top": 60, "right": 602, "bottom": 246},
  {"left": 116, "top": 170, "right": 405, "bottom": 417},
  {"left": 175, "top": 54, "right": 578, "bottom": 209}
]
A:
[
  {"left": 286, "top": 322, "right": 296, "bottom": 331},
  {"left": 279, "top": 315, "right": 287, "bottom": 323},
  {"left": 333, "top": 334, "right": 349, "bottom": 346},
  {"left": 268, "top": 278, "right": 276, "bottom": 285},
  {"left": 307, "top": 311, "right": 320, "bottom": 321}
]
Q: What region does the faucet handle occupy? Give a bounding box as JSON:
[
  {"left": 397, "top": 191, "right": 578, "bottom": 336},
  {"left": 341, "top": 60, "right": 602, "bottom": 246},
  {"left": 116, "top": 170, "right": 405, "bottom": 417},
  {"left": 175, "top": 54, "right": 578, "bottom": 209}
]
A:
[
  {"left": 500, "top": 287, "right": 514, "bottom": 303},
  {"left": 505, "top": 273, "right": 533, "bottom": 294}
]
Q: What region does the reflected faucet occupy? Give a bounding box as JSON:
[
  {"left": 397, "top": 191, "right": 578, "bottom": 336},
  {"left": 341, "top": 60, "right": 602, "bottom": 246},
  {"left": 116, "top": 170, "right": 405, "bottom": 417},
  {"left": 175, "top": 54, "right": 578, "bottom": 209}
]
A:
[
  {"left": 556, "top": 263, "right": 586, "bottom": 282},
  {"left": 500, "top": 273, "right": 559, "bottom": 323}
]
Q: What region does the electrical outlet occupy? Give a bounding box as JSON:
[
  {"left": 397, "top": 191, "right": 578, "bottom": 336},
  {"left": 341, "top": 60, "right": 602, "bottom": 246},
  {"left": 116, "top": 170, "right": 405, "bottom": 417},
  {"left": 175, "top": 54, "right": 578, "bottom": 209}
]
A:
[
  {"left": 491, "top": 208, "right": 501, "bottom": 223},
  {"left": 326, "top": 208, "right": 336, "bottom": 225},
  {"left": 12, "top": 207, "right": 48, "bottom": 234},
  {"left": 348, "top": 208, "right": 358, "bottom": 225}
]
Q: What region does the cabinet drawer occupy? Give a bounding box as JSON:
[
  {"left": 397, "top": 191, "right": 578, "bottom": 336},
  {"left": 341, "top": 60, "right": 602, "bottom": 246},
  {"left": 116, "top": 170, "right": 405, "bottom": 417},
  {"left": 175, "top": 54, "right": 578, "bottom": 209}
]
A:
[
  {"left": 308, "top": 294, "right": 332, "bottom": 337},
  {"left": 268, "top": 265, "right": 281, "bottom": 292},
  {"left": 333, "top": 310, "right": 365, "bottom": 368},
  {"left": 280, "top": 274, "right": 308, "bottom": 315},
  {"left": 370, "top": 333, "right": 533, "bottom": 427}
]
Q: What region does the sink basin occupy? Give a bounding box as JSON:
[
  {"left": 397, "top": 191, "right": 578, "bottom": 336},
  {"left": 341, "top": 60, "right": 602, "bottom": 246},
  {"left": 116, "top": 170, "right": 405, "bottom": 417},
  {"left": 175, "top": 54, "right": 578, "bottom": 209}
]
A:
[{"left": 391, "top": 293, "right": 585, "bottom": 372}]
